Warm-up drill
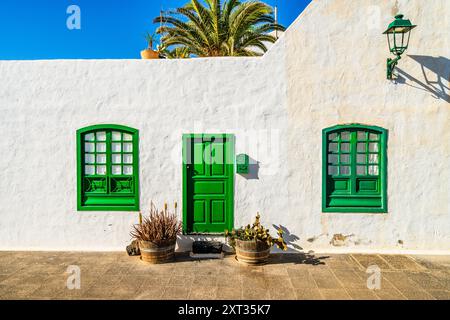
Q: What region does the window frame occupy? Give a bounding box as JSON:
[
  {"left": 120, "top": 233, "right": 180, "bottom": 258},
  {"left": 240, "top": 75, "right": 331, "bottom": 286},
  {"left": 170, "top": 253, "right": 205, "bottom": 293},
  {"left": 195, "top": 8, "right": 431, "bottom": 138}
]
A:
[
  {"left": 76, "top": 124, "right": 140, "bottom": 211},
  {"left": 322, "top": 124, "right": 387, "bottom": 213}
]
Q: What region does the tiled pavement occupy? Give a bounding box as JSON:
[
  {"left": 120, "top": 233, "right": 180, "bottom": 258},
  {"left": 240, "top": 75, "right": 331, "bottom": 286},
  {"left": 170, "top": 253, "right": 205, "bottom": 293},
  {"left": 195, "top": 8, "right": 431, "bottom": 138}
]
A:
[{"left": 0, "top": 251, "right": 449, "bottom": 300}]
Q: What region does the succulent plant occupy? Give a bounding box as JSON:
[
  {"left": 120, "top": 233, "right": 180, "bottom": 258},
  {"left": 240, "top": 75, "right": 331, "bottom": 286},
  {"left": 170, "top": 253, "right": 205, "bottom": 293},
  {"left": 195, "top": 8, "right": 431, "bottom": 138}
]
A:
[{"left": 225, "top": 212, "right": 288, "bottom": 251}]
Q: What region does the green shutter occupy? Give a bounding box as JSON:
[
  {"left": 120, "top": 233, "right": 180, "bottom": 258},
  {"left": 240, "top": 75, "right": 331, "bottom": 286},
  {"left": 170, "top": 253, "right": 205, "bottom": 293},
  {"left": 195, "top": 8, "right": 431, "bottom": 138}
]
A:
[
  {"left": 322, "top": 124, "right": 387, "bottom": 213},
  {"left": 77, "top": 124, "right": 139, "bottom": 211}
]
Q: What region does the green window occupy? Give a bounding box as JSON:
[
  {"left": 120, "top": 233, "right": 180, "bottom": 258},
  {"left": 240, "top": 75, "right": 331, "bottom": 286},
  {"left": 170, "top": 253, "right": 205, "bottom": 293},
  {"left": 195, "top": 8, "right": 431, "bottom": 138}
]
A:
[
  {"left": 322, "top": 124, "right": 387, "bottom": 213},
  {"left": 77, "top": 124, "right": 139, "bottom": 211}
]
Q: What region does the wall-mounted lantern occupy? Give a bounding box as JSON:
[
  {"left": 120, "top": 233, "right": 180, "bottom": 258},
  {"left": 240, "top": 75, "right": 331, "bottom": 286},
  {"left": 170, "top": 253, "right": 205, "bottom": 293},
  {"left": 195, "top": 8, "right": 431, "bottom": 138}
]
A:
[{"left": 383, "top": 14, "right": 416, "bottom": 80}]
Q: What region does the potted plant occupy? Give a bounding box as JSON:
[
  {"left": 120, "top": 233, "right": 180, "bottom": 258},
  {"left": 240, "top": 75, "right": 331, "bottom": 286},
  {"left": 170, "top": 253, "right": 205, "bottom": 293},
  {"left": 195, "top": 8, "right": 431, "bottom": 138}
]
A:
[
  {"left": 140, "top": 32, "right": 160, "bottom": 59},
  {"left": 130, "top": 202, "right": 182, "bottom": 264},
  {"left": 225, "top": 213, "right": 287, "bottom": 265}
]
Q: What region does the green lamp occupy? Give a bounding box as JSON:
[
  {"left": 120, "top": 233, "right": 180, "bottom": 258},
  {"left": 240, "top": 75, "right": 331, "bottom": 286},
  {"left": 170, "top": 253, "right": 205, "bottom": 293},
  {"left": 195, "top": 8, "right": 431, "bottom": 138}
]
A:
[{"left": 383, "top": 14, "right": 417, "bottom": 79}]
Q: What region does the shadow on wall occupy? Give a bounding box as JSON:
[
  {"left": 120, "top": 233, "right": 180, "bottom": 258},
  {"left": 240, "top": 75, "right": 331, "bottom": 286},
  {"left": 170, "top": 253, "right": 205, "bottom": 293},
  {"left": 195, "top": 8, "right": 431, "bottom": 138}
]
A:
[
  {"left": 395, "top": 55, "right": 450, "bottom": 103},
  {"left": 238, "top": 155, "right": 260, "bottom": 180},
  {"left": 272, "top": 224, "right": 302, "bottom": 253}
]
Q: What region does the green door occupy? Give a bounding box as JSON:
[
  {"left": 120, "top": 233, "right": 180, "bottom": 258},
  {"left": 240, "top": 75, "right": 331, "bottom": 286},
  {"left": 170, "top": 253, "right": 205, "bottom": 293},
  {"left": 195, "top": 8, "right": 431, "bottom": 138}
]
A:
[{"left": 182, "top": 134, "right": 234, "bottom": 234}]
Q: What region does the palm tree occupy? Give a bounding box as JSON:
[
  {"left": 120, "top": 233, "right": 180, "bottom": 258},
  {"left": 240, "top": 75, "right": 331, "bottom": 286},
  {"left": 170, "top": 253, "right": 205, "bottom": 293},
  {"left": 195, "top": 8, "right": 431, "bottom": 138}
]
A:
[{"left": 154, "top": 0, "right": 285, "bottom": 57}]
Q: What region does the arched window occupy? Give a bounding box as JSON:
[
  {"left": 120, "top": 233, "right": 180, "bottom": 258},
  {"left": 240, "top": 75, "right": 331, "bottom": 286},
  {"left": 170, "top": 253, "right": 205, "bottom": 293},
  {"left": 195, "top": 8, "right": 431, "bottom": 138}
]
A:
[
  {"left": 76, "top": 124, "right": 139, "bottom": 211},
  {"left": 322, "top": 124, "right": 387, "bottom": 213}
]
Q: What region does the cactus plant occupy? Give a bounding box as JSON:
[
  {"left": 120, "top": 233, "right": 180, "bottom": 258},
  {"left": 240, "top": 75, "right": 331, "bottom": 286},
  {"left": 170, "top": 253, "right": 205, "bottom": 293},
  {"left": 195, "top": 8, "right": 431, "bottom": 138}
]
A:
[{"left": 225, "top": 212, "right": 288, "bottom": 251}]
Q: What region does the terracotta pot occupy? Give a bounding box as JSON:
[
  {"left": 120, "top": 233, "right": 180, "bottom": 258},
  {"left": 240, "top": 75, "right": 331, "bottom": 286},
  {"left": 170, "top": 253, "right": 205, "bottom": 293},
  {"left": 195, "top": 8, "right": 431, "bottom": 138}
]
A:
[
  {"left": 139, "top": 240, "right": 176, "bottom": 264},
  {"left": 140, "top": 49, "right": 160, "bottom": 59},
  {"left": 235, "top": 239, "right": 270, "bottom": 265}
]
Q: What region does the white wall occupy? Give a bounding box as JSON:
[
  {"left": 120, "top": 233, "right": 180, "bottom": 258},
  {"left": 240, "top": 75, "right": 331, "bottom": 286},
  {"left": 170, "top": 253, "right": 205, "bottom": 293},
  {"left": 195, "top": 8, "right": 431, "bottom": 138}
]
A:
[{"left": 0, "top": 0, "right": 448, "bottom": 253}]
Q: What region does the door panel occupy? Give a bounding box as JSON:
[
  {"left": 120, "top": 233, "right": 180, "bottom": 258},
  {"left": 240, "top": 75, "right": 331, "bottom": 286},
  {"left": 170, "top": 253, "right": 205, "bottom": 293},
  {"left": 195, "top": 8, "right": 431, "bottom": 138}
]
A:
[{"left": 183, "top": 134, "right": 234, "bottom": 234}]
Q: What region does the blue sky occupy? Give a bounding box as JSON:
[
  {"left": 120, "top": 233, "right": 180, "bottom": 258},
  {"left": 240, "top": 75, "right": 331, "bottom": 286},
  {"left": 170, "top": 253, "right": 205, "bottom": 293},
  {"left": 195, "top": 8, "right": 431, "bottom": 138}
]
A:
[{"left": 0, "top": 0, "right": 311, "bottom": 60}]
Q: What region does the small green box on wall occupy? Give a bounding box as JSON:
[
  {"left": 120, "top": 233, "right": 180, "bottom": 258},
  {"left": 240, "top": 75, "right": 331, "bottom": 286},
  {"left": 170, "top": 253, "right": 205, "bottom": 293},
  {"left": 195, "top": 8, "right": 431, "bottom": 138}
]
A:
[{"left": 236, "top": 154, "right": 249, "bottom": 174}]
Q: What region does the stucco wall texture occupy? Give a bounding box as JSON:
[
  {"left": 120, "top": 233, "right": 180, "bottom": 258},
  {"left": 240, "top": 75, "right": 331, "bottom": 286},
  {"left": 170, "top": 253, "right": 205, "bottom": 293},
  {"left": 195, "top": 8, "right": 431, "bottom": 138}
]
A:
[{"left": 0, "top": 0, "right": 449, "bottom": 253}]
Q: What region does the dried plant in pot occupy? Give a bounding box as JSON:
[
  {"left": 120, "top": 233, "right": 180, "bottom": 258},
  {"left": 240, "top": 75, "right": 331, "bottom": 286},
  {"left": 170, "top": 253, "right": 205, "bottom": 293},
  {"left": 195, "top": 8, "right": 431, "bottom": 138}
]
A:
[
  {"left": 225, "top": 213, "right": 287, "bottom": 265},
  {"left": 130, "top": 202, "right": 182, "bottom": 264}
]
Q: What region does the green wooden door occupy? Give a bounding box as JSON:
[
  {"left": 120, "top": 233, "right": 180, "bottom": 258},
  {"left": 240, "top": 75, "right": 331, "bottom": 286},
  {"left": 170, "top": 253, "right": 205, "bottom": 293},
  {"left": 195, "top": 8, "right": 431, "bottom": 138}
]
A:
[{"left": 182, "top": 134, "right": 234, "bottom": 234}]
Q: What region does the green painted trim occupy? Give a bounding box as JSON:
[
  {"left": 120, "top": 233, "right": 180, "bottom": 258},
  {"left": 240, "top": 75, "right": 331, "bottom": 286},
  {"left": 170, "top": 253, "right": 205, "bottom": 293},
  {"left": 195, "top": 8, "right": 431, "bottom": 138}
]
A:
[
  {"left": 182, "top": 133, "right": 235, "bottom": 234},
  {"left": 322, "top": 124, "right": 388, "bottom": 214},
  {"left": 76, "top": 124, "right": 140, "bottom": 212}
]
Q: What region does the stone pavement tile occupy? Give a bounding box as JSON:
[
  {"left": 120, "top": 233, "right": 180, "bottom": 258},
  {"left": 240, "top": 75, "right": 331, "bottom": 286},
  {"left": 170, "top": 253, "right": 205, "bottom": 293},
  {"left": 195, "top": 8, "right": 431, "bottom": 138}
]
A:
[
  {"left": 397, "top": 288, "right": 435, "bottom": 300},
  {"left": 294, "top": 288, "right": 323, "bottom": 300},
  {"left": 188, "top": 287, "right": 218, "bottom": 299},
  {"left": 167, "top": 275, "right": 195, "bottom": 287},
  {"left": 345, "top": 289, "right": 380, "bottom": 300},
  {"left": 426, "top": 290, "right": 450, "bottom": 300},
  {"left": 382, "top": 271, "right": 422, "bottom": 290},
  {"left": 350, "top": 254, "right": 393, "bottom": 271},
  {"left": 380, "top": 255, "right": 426, "bottom": 271},
  {"left": 241, "top": 275, "right": 269, "bottom": 289},
  {"left": 192, "top": 276, "right": 218, "bottom": 288},
  {"left": 410, "top": 256, "right": 448, "bottom": 271},
  {"left": 135, "top": 287, "right": 165, "bottom": 300},
  {"left": 115, "top": 276, "right": 150, "bottom": 292},
  {"left": 319, "top": 289, "right": 352, "bottom": 300},
  {"left": 265, "top": 275, "right": 293, "bottom": 289},
  {"left": 1, "top": 283, "right": 42, "bottom": 299},
  {"left": 374, "top": 288, "right": 406, "bottom": 300},
  {"left": 269, "top": 288, "right": 297, "bottom": 300},
  {"left": 262, "top": 264, "right": 289, "bottom": 276},
  {"left": 83, "top": 284, "right": 117, "bottom": 299},
  {"left": 429, "top": 270, "right": 450, "bottom": 289},
  {"left": 309, "top": 269, "right": 342, "bottom": 289},
  {"left": 242, "top": 288, "right": 270, "bottom": 300},
  {"left": 141, "top": 276, "right": 171, "bottom": 287},
  {"left": 331, "top": 270, "right": 367, "bottom": 289},
  {"left": 289, "top": 276, "right": 318, "bottom": 289},
  {"left": 405, "top": 272, "right": 447, "bottom": 290},
  {"left": 162, "top": 286, "right": 190, "bottom": 300},
  {"left": 216, "top": 287, "right": 242, "bottom": 300},
  {"left": 216, "top": 275, "right": 241, "bottom": 288},
  {"left": 286, "top": 267, "right": 310, "bottom": 278},
  {"left": 88, "top": 275, "right": 124, "bottom": 288},
  {"left": 324, "top": 255, "right": 359, "bottom": 270}
]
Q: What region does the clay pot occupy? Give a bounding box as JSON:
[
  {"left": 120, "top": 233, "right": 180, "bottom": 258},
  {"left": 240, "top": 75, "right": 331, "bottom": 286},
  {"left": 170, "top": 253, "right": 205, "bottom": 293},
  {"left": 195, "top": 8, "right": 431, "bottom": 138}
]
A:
[{"left": 140, "top": 49, "right": 160, "bottom": 59}]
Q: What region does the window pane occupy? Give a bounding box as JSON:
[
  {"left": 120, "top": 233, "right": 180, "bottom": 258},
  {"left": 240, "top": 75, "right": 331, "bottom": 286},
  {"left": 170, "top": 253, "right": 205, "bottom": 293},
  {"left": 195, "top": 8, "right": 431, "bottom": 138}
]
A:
[
  {"left": 96, "top": 143, "right": 106, "bottom": 152},
  {"left": 328, "top": 143, "right": 338, "bottom": 152},
  {"left": 85, "top": 165, "right": 95, "bottom": 175},
  {"left": 357, "top": 143, "right": 366, "bottom": 152},
  {"left": 340, "top": 143, "right": 350, "bottom": 152},
  {"left": 85, "top": 154, "right": 95, "bottom": 164},
  {"left": 96, "top": 154, "right": 106, "bottom": 164},
  {"left": 85, "top": 143, "right": 95, "bottom": 152},
  {"left": 368, "top": 154, "right": 379, "bottom": 164},
  {"left": 112, "top": 154, "right": 121, "bottom": 164},
  {"left": 123, "top": 133, "right": 133, "bottom": 141},
  {"left": 112, "top": 165, "right": 122, "bottom": 175},
  {"left": 96, "top": 165, "right": 107, "bottom": 175},
  {"left": 368, "top": 165, "right": 379, "bottom": 175},
  {"left": 357, "top": 165, "right": 366, "bottom": 175},
  {"left": 123, "top": 143, "right": 133, "bottom": 152},
  {"left": 369, "top": 143, "right": 379, "bottom": 152},
  {"left": 341, "top": 131, "right": 350, "bottom": 141},
  {"left": 340, "top": 154, "right": 350, "bottom": 164},
  {"left": 329, "top": 133, "right": 338, "bottom": 141},
  {"left": 123, "top": 166, "right": 133, "bottom": 175},
  {"left": 84, "top": 133, "right": 95, "bottom": 141},
  {"left": 357, "top": 154, "right": 366, "bottom": 164},
  {"left": 96, "top": 131, "right": 106, "bottom": 141},
  {"left": 340, "top": 166, "right": 351, "bottom": 175},
  {"left": 328, "top": 154, "right": 338, "bottom": 164},
  {"left": 357, "top": 131, "right": 366, "bottom": 141},
  {"left": 112, "top": 131, "right": 122, "bottom": 141},
  {"left": 123, "top": 154, "right": 133, "bottom": 164},
  {"left": 328, "top": 165, "right": 338, "bottom": 175},
  {"left": 111, "top": 143, "right": 121, "bottom": 152},
  {"left": 369, "top": 133, "right": 378, "bottom": 140}
]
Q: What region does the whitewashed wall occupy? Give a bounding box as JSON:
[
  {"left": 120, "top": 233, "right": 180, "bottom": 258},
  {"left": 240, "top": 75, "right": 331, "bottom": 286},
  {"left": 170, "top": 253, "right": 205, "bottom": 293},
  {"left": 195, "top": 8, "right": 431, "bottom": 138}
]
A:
[{"left": 0, "top": 0, "right": 448, "bottom": 253}]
